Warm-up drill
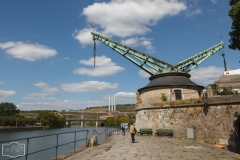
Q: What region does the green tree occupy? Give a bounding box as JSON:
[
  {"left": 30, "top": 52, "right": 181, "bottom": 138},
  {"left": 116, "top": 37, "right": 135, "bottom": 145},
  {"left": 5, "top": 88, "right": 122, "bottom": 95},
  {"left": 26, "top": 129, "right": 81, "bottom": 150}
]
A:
[
  {"left": 229, "top": 0, "right": 240, "bottom": 50},
  {"left": 36, "top": 111, "right": 65, "bottom": 129},
  {"left": 0, "top": 102, "right": 20, "bottom": 116},
  {"left": 105, "top": 115, "right": 135, "bottom": 127}
]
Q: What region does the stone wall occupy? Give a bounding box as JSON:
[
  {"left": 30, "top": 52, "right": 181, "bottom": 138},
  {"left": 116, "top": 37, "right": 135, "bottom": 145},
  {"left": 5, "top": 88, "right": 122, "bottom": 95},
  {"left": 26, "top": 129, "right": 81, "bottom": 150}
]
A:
[
  {"left": 135, "top": 101, "right": 240, "bottom": 153},
  {"left": 140, "top": 88, "right": 200, "bottom": 105}
]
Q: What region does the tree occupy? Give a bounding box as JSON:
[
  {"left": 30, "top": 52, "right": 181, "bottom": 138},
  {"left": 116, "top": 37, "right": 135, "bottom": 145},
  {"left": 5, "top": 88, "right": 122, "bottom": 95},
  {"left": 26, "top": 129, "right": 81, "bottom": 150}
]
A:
[
  {"left": 0, "top": 102, "right": 20, "bottom": 116},
  {"left": 105, "top": 115, "right": 135, "bottom": 127},
  {"left": 229, "top": 0, "right": 240, "bottom": 50},
  {"left": 36, "top": 111, "right": 66, "bottom": 129}
]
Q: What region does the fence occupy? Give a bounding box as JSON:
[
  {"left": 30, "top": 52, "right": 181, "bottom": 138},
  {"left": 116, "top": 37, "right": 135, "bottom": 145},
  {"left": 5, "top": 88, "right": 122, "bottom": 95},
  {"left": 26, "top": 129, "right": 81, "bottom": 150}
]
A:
[
  {"left": 0, "top": 127, "right": 120, "bottom": 160},
  {"left": 93, "top": 127, "right": 121, "bottom": 141}
]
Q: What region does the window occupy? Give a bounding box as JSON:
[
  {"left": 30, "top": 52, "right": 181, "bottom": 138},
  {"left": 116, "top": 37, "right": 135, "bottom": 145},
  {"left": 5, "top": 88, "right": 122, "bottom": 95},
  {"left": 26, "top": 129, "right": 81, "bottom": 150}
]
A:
[{"left": 174, "top": 90, "right": 182, "bottom": 100}]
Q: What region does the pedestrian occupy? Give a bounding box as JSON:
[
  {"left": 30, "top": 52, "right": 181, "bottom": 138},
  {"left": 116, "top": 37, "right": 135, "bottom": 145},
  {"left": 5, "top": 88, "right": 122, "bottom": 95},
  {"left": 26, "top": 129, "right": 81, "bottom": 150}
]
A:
[
  {"left": 130, "top": 122, "right": 136, "bottom": 143},
  {"left": 121, "top": 123, "right": 125, "bottom": 136}
]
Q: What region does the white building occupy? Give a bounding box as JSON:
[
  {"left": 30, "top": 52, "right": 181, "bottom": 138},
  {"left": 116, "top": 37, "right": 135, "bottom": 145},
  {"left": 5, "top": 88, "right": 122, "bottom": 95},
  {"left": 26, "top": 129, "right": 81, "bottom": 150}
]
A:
[{"left": 214, "top": 68, "right": 240, "bottom": 93}]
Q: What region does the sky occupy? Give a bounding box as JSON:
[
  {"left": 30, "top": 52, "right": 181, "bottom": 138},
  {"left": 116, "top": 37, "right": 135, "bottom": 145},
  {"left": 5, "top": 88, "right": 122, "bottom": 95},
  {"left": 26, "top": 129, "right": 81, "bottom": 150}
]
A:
[{"left": 0, "top": 0, "right": 239, "bottom": 111}]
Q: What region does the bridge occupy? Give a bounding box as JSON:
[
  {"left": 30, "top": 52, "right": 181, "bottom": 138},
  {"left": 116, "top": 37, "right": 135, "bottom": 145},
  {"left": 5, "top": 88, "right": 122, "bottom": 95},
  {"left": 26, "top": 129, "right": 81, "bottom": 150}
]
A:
[{"left": 65, "top": 118, "right": 105, "bottom": 127}]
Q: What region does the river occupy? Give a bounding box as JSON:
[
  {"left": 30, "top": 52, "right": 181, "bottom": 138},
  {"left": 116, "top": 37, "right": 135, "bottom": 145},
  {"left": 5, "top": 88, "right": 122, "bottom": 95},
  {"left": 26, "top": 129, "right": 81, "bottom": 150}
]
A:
[{"left": 0, "top": 126, "right": 113, "bottom": 160}]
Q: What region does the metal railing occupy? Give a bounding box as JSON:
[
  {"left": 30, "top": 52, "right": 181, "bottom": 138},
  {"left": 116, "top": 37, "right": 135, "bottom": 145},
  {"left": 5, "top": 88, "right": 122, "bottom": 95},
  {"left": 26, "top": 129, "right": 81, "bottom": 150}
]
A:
[
  {"left": 0, "top": 130, "right": 89, "bottom": 160},
  {"left": 93, "top": 127, "right": 120, "bottom": 143}
]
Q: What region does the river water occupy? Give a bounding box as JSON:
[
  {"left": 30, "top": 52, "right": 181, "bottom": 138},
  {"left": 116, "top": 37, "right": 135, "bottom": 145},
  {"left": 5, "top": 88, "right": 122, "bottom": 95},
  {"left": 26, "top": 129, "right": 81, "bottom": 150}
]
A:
[{"left": 0, "top": 126, "right": 114, "bottom": 160}]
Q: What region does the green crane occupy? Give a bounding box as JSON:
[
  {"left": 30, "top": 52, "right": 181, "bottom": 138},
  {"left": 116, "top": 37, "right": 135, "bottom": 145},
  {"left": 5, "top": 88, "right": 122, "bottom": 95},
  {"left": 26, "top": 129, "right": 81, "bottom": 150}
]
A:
[{"left": 91, "top": 32, "right": 225, "bottom": 76}]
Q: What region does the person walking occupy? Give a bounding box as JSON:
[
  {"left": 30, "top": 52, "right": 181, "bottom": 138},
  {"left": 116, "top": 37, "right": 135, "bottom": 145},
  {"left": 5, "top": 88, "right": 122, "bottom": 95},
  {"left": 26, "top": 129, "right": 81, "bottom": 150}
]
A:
[
  {"left": 130, "top": 122, "right": 136, "bottom": 143},
  {"left": 121, "top": 123, "right": 125, "bottom": 136}
]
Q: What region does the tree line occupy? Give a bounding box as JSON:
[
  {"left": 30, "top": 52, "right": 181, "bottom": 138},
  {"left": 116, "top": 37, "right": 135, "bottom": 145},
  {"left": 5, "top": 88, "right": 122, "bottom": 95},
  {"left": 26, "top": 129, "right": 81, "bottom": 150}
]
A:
[
  {"left": 0, "top": 102, "right": 65, "bottom": 129},
  {"left": 86, "top": 115, "right": 135, "bottom": 127}
]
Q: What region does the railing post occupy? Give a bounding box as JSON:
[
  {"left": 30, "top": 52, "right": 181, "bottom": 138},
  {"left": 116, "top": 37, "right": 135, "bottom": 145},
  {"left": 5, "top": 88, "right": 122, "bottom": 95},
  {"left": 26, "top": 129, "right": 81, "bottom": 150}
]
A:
[
  {"left": 86, "top": 130, "right": 89, "bottom": 146},
  {"left": 105, "top": 128, "right": 106, "bottom": 142},
  {"left": 25, "top": 138, "right": 29, "bottom": 160},
  {"left": 74, "top": 132, "right": 76, "bottom": 153},
  {"left": 56, "top": 134, "right": 58, "bottom": 160}
]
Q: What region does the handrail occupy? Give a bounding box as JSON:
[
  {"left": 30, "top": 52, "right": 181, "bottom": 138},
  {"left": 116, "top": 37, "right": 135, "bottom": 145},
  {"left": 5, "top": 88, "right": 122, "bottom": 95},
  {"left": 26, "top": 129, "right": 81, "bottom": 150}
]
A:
[
  {"left": 93, "top": 127, "right": 121, "bottom": 143},
  {"left": 0, "top": 130, "right": 89, "bottom": 160},
  {"left": 0, "top": 127, "right": 120, "bottom": 160}
]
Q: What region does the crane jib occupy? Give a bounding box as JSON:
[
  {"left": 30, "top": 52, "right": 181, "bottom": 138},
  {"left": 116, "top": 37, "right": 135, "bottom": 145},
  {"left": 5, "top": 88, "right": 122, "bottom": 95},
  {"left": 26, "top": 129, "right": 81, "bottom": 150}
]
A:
[{"left": 91, "top": 32, "right": 225, "bottom": 75}]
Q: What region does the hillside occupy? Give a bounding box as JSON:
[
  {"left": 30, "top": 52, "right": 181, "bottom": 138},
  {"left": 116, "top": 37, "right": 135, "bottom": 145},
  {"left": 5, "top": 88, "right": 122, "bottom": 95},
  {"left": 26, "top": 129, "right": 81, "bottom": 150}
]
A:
[{"left": 20, "top": 104, "right": 136, "bottom": 119}]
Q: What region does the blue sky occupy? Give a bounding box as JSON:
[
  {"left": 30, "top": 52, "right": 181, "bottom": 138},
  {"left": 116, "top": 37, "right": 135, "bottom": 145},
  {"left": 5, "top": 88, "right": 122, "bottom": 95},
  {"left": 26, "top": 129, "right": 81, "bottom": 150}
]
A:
[{"left": 0, "top": 0, "right": 239, "bottom": 111}]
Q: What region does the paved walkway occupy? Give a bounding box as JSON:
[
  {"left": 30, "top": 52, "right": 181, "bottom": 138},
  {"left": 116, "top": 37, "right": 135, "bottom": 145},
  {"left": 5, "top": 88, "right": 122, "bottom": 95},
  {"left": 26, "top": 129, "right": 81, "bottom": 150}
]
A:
[{"left": 65, "top": 132, "right": 240, "bottom": 160}]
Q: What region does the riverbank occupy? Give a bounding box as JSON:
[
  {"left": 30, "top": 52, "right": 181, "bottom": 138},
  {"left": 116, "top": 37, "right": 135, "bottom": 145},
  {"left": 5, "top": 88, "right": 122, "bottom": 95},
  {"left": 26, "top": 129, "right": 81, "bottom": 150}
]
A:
[{"left": 0, "top": 126, "right": 43, "bottom": 132}]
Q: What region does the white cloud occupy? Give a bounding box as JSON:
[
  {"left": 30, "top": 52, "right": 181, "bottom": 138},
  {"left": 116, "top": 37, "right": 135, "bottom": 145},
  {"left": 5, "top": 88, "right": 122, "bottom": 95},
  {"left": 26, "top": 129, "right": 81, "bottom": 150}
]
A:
[
  {"left": 114, "top": 92, "right": 136, "bottom": 100},
  {"left": 184, "top": 2, "right": 202, "bottom": 17},
  {"left": 0, "top": 41, "right": 57, "bottom": 61},
  {"left": 121, "top": 37, "right": 155, "bottom": 53},
  {"left": 25, "top": 82, "right": 60, "bottom": 99},
  {"left": 81, "top": 0, "right": 187, "bottom": 38},
  {"left": 0, "top": 90, "right": 16, "bottom": 100},
  {"left": 74, "top": 0, "right": 187, "bottom": 47},
  {"left": 73, "top": 55, "right": 124, "bottom": 76},
  {"left": 211, "top": 0, "right": 217, "bottom": 4},
  {"left": 61, "top": 81, "right": 118, "bottom": 92},
  {"left": 190, "top": 66, "right": 224, "bottom": 85},
  {"left": 34, "top": 81, "right": 60, "bottom": 94},
  {"left": 73, "top": 28, "right": 94, "bottom": 47},
  {"left": 0, "top": 81, "right": 4, "bottom": 85},
  {"left": 79, "top": 55, "right": 115, "bottom": 66},
  {"left": 185, "top": 8, "right": 202, "bottom": 17},
  {"left": 138, "top": 69, "right": 151, "bottom": 78}
]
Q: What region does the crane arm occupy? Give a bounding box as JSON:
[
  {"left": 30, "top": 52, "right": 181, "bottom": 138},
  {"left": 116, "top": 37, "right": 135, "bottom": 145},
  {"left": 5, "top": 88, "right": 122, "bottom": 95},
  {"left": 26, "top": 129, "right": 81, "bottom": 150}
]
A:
[
  {"left": 91, "top": 32, "right": 173, "bottom": 75},
  {"left": 173, "top": 41, "right": 225, "bottom": 72}
]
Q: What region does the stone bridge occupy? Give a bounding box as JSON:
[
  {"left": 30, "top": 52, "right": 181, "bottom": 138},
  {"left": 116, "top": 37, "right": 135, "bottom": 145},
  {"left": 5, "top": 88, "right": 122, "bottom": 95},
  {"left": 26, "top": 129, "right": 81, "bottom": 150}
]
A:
[{"left": 65, "top": 118, "right": 105, "bottom": 127}]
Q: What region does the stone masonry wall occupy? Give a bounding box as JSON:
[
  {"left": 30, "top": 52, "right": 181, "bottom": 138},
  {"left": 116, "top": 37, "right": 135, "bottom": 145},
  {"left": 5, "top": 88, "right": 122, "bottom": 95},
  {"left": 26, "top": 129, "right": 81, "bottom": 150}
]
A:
[
  {"left": 140, "top": 88, "right": 200, "bottom": 105},
  {"left": 135, "top": 104, "right": 240, "bottom": 149}
]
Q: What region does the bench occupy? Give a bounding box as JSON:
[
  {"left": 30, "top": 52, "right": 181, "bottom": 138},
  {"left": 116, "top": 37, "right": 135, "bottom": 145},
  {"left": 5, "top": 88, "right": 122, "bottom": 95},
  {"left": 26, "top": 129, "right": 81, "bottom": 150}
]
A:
[
  {"left": 138, "top": 128, "right": 152, "bottom": 135},
  {"left": 155, "top": 129, "right": 173, "bottom": 137}
]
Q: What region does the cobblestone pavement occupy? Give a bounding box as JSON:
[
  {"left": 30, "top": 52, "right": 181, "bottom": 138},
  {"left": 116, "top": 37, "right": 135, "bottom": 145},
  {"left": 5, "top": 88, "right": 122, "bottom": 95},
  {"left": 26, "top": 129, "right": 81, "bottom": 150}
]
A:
[{"left": 65, "top": 132, "right": 240, "bottom": 160}]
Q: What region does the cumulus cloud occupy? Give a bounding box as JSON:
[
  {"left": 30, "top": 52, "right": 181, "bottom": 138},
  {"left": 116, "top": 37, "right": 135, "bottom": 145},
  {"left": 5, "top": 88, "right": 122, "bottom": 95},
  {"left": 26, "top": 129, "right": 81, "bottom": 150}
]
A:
[
  {"left": 73, "top": 28, "right": 94, "bottom": 47},
  {"left": 121, "top": 37, "right": 155, "bottom": 53},
  {"left": 34, "top": 81, "right": 60, "bottom": 94},
  {"left": 114, "top": 92, "right": 136, "bottom": 100},
  {"left": 25, "top": 82, "right": 60, "bottom": 99},
  {"left": 73, "top": 55, "right": 124, "bottom": 76},
  {"left": 61, "top": 81, "right": 118, "bottom": 92},
  {"left": 74, "top": 0, "right": 187, "bottom": 47},
  {"left": 138, "top": 69, "right": 151, "bottom": 78},
  {"left": 0, "top": 90, "right": 16, "bottom": 100},
  {"left": 82, "top": 0, "right": 186, "bottom": 37},
  {"left": 0, "top": 41, "right": 57, "bottom": 61},
  {"left": 190, "top": 66, "right": 224, "bottom": 85},
  {"left": 0, "top": 81, "right": 4, "bottom": 85}
]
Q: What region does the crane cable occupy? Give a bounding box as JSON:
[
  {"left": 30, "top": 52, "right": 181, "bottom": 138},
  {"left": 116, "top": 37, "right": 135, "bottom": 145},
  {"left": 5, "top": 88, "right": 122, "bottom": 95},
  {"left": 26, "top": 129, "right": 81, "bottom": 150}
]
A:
[{"left": 93, "top": 37, "right": 96, "bottom": 67}]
